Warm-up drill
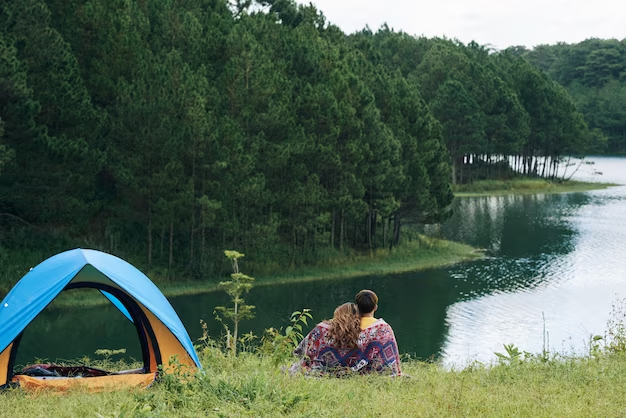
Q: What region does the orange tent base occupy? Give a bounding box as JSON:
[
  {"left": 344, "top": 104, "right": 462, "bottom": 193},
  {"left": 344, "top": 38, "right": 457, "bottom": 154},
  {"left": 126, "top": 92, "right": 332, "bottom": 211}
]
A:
[{"left": 12, "top": 373, "right": 157, "bottom": 392}]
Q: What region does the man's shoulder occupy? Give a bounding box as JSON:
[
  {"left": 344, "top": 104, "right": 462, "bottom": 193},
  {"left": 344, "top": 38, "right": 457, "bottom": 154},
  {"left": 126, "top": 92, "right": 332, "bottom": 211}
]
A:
[
  {"left": 369, "top": 319, "right": 397, "bottom": 334},
  {"left": 374, "top": 318, "right": 393, "bottom": 329}
]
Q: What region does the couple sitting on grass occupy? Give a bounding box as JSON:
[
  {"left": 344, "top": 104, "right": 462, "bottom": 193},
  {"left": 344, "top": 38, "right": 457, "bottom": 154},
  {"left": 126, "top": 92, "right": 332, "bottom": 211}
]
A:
[{"left": 290, "top": 289, "right": 402, "bottom": 377}]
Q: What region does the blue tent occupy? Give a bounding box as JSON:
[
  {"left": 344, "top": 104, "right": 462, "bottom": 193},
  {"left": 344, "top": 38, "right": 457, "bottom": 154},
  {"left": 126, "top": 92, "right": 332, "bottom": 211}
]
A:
[{"left": 0, "top": 249, "right": 201, "bottom": 389}]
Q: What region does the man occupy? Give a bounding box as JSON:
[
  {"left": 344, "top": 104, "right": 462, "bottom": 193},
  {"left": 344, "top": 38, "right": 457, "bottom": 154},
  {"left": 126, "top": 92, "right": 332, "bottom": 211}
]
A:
[
  {"left": 353, "top": 289, "right": 402, "bottom": 376},
  {"left": 355, "top": 289, "right": 379, "bottom": 330}
]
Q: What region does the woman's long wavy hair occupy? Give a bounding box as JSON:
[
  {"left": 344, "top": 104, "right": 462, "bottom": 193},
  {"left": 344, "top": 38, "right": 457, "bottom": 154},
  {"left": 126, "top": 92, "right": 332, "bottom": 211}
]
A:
[{"left": 326, "top": 302, "right": 361, "bottom": 349}]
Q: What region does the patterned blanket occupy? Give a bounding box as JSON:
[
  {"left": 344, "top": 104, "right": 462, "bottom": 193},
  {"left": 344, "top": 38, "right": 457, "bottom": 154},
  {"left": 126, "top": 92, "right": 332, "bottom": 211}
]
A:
[{"left": 290, "top": 319, "right": 402, "bottom": 377}]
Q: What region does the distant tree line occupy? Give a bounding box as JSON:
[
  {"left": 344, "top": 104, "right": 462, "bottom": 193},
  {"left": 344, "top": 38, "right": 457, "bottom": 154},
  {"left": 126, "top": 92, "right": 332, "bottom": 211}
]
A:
[
  {"left": 516, "top": 38, "right": 626, "bottom": 154},
  {"left": 349, "top": 30, "right": 597, "bottom": 182},
  {"left": 0, "top": 0, "right": 599, "bottom": 277}
]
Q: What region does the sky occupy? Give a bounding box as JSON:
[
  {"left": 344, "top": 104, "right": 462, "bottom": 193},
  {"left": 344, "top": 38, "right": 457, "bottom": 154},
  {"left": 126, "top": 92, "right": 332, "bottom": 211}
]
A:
[{"left": 295, "top": 0, "right": 626, "bottom": 50}]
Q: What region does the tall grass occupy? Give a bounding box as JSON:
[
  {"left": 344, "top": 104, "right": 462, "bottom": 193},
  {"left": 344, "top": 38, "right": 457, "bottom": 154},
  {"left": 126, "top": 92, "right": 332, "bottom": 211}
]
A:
[
  {"left": 5, "top": 299, "right": 626, "bottom": 417},
  {"left": 252, "top": 234, "right": 481, "bottom": 287},
  {"left": 453, "top": 178, "right": 617, "bottom": 197},
  {"left": 4, "top": 345, "right": 626, "bottom": 417}
]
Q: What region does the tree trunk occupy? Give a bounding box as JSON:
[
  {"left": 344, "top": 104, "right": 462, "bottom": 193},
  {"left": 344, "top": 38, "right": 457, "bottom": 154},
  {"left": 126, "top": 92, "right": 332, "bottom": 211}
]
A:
[
  {"left": 147, "top": 204, "right": 152, "bottom": 268},
  {"left": 160, "top": 224, "right": 165, "bottom": 260},
  {"left": 289, "top": 226, "right": 297, "bottom": 268},
  {"left": 189, "top": 218, "right": 195, "bottom": 266},
  {"left": 339, "top": 209, "right": 344, "bottom": 251},
  {"left": 459, "top": 155, "right": 464, "bottom": 184},
  {"left": 393, "top": 215, "right": 401, "bottom": 245},
  {"left": 390, "top": 214, "right": 401, "bottom": 251},
  {"left": 389, "top": 215, "right": 395, "bottom": 252},
  {"left": 383, "top": 217, "right": 387, "bottom": 249},
  {"left": 201, "top": 225, "right": 206, "bottom": 269},
  {"left": 190, "top": 154, "right": 196, "bottom": 265},
  {"left": 168, "top": 221, "right": 174, "bottom": 271},
  {"left": 370, "top": 199, "right": 377, "bottom": 250},
  {"left": 560, "top": 156, "right": 571, "bottom": 181},
  {"left": 330, "top": 209, "right": 335, "bottom": 249},
  {"left": 367, "top": 205, "right": 373, "bottom": 253},
  {"left": 220, "top": 232, "right": 226, "bottom": 273},
  {"left": 451, "top": 157, "right": 457, "bottom": 185}
]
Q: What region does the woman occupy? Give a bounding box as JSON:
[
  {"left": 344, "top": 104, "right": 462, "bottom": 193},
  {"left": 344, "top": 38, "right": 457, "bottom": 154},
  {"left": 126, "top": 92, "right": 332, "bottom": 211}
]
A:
[
  {"left": 290, "top": 301, "right": 402, "bottom": 376},
  {"left": 326, "top": 302, "right": 362, "bottom": 350},
  {"left": 289, "top": 302, "right": 360, "bottom": 375}
]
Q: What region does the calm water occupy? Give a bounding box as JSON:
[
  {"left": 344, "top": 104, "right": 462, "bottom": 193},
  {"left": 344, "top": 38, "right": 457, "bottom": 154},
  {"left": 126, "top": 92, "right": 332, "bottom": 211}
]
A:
[{"left": 15, "top": 157, "right": 626, "bottom": 367}]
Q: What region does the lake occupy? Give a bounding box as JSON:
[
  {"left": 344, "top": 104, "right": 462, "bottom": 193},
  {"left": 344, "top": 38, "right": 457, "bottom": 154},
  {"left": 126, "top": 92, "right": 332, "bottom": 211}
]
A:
[{"left": 15, "top": 156, "right": 626, "bottom": 367}]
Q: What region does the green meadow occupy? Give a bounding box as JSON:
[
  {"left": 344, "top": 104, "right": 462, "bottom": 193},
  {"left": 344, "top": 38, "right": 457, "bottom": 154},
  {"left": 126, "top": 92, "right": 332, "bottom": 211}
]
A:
[{"left": 3, "top": 334, "right": 626, "bottom": 417}]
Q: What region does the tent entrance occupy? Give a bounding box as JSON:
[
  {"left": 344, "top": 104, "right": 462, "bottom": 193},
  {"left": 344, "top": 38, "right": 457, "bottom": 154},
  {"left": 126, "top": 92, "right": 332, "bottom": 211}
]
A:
[{"left": 13, "top": 287, "right": 144, "bottom": 373}]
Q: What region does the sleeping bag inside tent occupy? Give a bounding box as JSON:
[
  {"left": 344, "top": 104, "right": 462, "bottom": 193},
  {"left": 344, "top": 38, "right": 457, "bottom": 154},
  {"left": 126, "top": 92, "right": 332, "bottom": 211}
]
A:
[{"left": 0, "top": 249, "right": 201, "bottom": 391}]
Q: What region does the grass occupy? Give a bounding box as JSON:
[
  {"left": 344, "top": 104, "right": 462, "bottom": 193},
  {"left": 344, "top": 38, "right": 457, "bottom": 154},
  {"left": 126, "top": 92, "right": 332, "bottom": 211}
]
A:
[
  {"left": 3, "top": 346, "right": 626, "bottom": 417},
  {"left": 453, "top": 178, "right": 619, "bottom": 197},
  {"left": 252, "top": 235, "right": 481, "bottom": 287},
  {"left": 5, "top": 291, "right": 626, "bottom": 418}
]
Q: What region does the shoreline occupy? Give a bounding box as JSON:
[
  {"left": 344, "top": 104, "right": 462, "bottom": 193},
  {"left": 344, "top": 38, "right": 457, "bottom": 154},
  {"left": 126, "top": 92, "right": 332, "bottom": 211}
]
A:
[
  {"left": 49, "top": 237, "right": 482, "bottom": 308},
  {"left": 453, "top": 179, "right": 619, "bottom": 197}
]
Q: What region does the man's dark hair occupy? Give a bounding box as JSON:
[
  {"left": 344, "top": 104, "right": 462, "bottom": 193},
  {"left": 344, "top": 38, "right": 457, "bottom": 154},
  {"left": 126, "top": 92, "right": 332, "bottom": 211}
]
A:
[{"left": 355, "top": 289, "right": 378, "bottom": 314}]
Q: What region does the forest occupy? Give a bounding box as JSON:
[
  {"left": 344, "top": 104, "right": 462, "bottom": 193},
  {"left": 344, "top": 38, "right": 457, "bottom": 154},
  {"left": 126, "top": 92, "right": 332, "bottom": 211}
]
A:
[
  {"left": 521, "top": 39, "right": 626, "bottom": 154},
  {"left": 0, "top": 0, "right": 622, "bottom": 279}
]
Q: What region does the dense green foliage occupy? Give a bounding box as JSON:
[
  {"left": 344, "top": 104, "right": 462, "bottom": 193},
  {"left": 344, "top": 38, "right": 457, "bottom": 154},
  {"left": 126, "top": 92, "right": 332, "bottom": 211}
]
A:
[
  {"left": 0, "top": 0, "right": 599, "bottom": 280},
  {"left": 350, "top": 31, "right": 596, "bottom": 182},
  {"left": 519, "top": 38, "right": 626, "bottom": 153}
]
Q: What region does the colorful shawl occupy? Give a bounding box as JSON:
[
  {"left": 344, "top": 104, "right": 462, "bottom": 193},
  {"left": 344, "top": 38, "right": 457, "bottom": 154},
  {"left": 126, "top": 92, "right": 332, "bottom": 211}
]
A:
[{"left": 290, "top": 319, "right": 402, "bottom": 377}]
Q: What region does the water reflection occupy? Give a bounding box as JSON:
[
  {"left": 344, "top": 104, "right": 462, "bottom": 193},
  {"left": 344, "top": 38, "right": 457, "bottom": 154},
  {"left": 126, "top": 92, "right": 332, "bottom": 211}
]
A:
[
  {"left": 443, "top": 193, "right": 585, "bottom": 257},
  {"left": 440, "top": 157, "right": 626, "bottom": 365}
]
